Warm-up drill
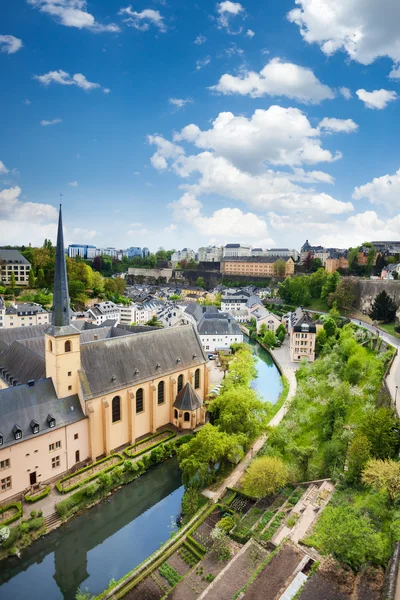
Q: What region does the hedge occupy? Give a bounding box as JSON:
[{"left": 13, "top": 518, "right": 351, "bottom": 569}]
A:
[
  {"left": 187, "top": 534, "right": 207, "bottom": 555},
  {"left": 124, "top": 430, "right": 176, "bottom": 458},
  {"left": 182, "top": 540, "right": 204, "bottom": 562},
  {"left": 25, "top": 486, "right": 51, "bottom": 503},
  {"left": 56, "top": 453, "right": 124, "bottom": 493},
  {"left": 0, "top": 501, "right": 22, "bottom": 526}
]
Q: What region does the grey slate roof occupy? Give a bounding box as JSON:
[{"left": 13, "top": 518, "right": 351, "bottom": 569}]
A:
[
  {"left": 0, "top": 249, "right": 30, "bottom": 264},
  {"left": 78, "top": 324, "right": 206, "bottom": 400},
  {"left": 173, "top": 382, "right": 203, "bottom": 411},
  {"left": 52, "top": 205, "right": 73, "bottom": 330},
  {"left": 197, "top": 313, "right": 242, "bottom": 336},
  {"left": 0, "top": 378, "right": 85, "bottom": 449},
  {"left": 0, "top": 341, "right": 46, "bottom": 385},
  {"left": 6, "top": 303, "right": 48, "bottom": 316}
]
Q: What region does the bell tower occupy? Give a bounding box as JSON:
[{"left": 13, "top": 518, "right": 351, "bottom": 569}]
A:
[{"left": 45, "top": 205, "right": 81, "bottom": 398}]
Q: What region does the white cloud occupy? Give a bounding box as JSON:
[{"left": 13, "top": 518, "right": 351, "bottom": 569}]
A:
[
  {"left": 27, "top": 0, "right": 119, "bottom": 32},
  {"left": 34, "top": 69, "right": 106, "bottom": 92},
  {"left": 40, "top": 118, "right": 62, "bottom": 126},
  {"left": 128, "top": 226, "right": 148, "bottom": 235},
  {"left": 196, "top": 56, "right": 211, "bottom": 70},
  {"left": 169, "top": 98, "right": 193, "bottom": 110},
  {"left": 210, "top": 58, "right": 335, "bottom": 104},
  {"left": 339, "top": 87, "right": 352, "bottom": 99},
  {"left": 68, "top": 180, "right": 78, "bottom": 187},
  {"left": 246, "top": 29, "right": 255, "bottom": 38},
  {"left": 389, "top": 66, "right": 400, "bottom": 79},
  {"left": 287, "top": 0, "right": 400, "bottom": 66},
  {"left": 356, "top": 88, "right": 397, "bottom": 110},
  {"left": 353, "top": 168, "right": 400, "bottom": 210},
  {"left": 0, "top": 186, "right": 58, "bottom": 223},
  {"left": 194, "top": 34, "right": 207, "bottom": 45},
  {"left": 0, "top": 35, "right": 23, "bottom": 54},
  {"left": 119, "top": 6, "right": 166, "bottom": 32},
  {"left": 0, "top": 160, "right": 9, "bottom": 175},
  {"left": 133, "top": 171, "right": 140, "bottom": 175},
  {"left": 318, "top": 117, "right": 358, "bottom": 133},
  {"left": 216, "top": 2, "right": 245, "bottom": 34},
  {"left": 70, "top": 227, "right": 96, "bottom": 240},
  {"left": 164, "top": 223, "right": 177, "bottom": 233},
  {"left": 103, "top": 88, "right": 111, "bottom": 94},
  {"left": 316, "top": 212, "right": 400, "bottom": 248},
  {"left": 223, "top": 43, "right": 244, "bottom": 57},
  {"left": 147, "top": 134, "right": 184, "bottom": 170},
  {"left": 169, "top": 193, "right": 274, "bottom": 244},
  {"left": 23, "top": 99, "right": 31, "bottom": 105},
  {"left": 129, "top": 222, "right": 143, "bottom": 227}
]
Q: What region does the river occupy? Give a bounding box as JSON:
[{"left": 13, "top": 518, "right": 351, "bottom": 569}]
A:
[
  {"left": 0, "top": 458, "right": 183, "bottom": 600},
  {"left": 245, "top": 336, "right": 283, "bottom": 404}
]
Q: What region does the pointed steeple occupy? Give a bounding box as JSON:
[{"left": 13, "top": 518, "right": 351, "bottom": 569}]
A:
[{"left": 52, "top": 204, "right": 71, "bottom": 327}]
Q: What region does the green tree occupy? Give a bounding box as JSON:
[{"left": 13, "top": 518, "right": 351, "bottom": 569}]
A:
[
  {"left": 311, "top": 257, "right": 323, "bottom": 272},
  {"left": 345, "top": 434, "right": 371, "bottom": 484},
  {"left": 242, "top": 456, "right": 288, "bottom": 498},
  {"left": 145, "top": 315, "right": 163, "bottom": 327},
  {"left": 36, "top": 268, "right": 46, "bottom": 288},
  {"left": 369, "top": 290, "right": 398, "bottom": 323},
  {"left": 360, "top": 408, "right": 400, "bottom": 459},
  {"left": 344, "top": 354, "right": 363, "bottom": 385},
  {"left": 323, "top": 318, "right": 336, "bottom": 338},
  {"left": 196, "top": 276, "right": 206, "bottom": 289},
  {"left": 311, "top": 505, "right": 382, "bottom": 570},
  {"left": 259, "top": 323, "right": 267, "bottom": 338},
  {"left": 321, "top": 272, "right": 340, "bottom": 302},
  {"left": 208, "top": 387, "right": 268, "bottom": 439},
  {"left": 362, "top": 459, "right": 400, "bottom": 504},
  {"left": 328, "top": 279, "right": 357, "bottom": 309},
  {"left": 309, "top": 268, "right": 328, "bottom": 299},
  {"left": 28, "top": 269, "right": 36, "bottom": 288},
  {"left": 9, "top": 271, "right": 16, "bottom": 292},
  {"left": 273, "top": 259, "right": 286, "bottom": 277},
  {"left": 315, "top": 329, "right": 327, "bottom": 355},
  {"left": 263, "top": 330, "right": 277, "bottom": 348},
  {"left": 348, "top": 247, "right": 359, "bottom": 271},
  {"left": 290, "top": 445, "right": 314, "bottom": 480}
]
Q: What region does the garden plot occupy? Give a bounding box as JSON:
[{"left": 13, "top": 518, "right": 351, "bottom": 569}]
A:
[
  {"left": 57, "top": 454, "right": 123, "bottom": 492},
  {"left": 191, "top": 508, "right": 223, "bottom": 550},
  {"left": 125, "top": 431, "right": 175, "bottom": 457},
  {"left": 230, "top": 493, "right": 255, "bottom": 514}
]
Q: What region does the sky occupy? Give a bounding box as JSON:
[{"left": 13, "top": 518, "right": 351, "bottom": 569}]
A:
[{"left": 1, "top": 0, "right": 400, "bottom": 252}]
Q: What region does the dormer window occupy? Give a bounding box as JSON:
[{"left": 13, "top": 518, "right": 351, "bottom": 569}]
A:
[
  {"left": 47, "top": 414, "right": 56, "bottom": 428},
  {"left": 30, "top": 420, "right": 39, "bottom": 434},
  {"left": 301, "top": 324, "right": 309, "bottom": 332},
  {"left": 13, "top": 425, "right": 22, "bottom": 440},
  {"left": 0, "top": 433, "right": 3, "bottom": 446}
]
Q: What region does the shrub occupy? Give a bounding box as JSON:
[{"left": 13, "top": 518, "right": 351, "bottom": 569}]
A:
[
  {"left": 30, "top": 510, "right": 37, "bottom": 519},
  {"left": 37, "top": 510, "right": 43, "bottom": 518},
  {"left": 84, "top": 482, "right": 100, "bottom": 497},
  {"left": 141, "top": 454, "right": 150, "bottom": 469},
  {"left": 159, "top": 562, "right": 181, "bottom": 587},
  {"left": 150, "top": 445, "right": 165, "bottom": 464},
  {"left": 242, "top": 456, "right": 288, "bottom": 498},
  {"left": 98, "top": 472, "right": 112, "bottom": 489},
  {"left": 0, "top": 502, "right": 22, "bottom": 526},
  {"left": 56, "top": 453, "right": 124, "bottom": 493},
  {"left": 1, "top": 525, "right": 21, "bottom": 549},
  {"left": 136, "top": 459, "right": 145, "bottom": 471},
  {"left": 28, "top": 517, "right": 44, "bottom": 531},
  {"left": 216, "top": 515, "right": 235, "bottom": 533},
  {"left": 25, "top": 486, "right": 51, "bottom": 503},
  {"left": 123, "top": 431, "right": 176, "bottom": 458}
]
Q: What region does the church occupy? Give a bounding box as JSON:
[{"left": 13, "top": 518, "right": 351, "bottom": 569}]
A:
[{"left": 0, "top": 207, "right": 207, "bottom": 501}]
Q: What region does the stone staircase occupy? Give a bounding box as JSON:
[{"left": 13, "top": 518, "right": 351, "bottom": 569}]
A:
[{"left": 44, "top": 512, "right": 61, "bottom": 530}]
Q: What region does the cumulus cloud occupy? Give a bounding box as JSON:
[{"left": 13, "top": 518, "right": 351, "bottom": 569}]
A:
[
  {"left": 0, "top": 35, "right": 23, "bottom": 54},
  {"left": 339, "top": 87, "right": 352, "bottom": 99},
  {"left": 148, "top": 106, "right": 355, "bottom": 224},
  {"left": 356, "top": 88, "right": 398, "bottom": 110},
  {"left": 27, "top": 0, "right": 119, "bottom": 32},
  {"left": 164, "top": 223, "right": 177, "bottom": 233},
  {"left": 70, "top": 227, "right": 96, "bottom": 240},
  {"left": 169, "top": 98, "right": 193, "bottom": 110},
  {"left": 318, "top": 117, "right": 358, "bottom": 133},
  {"left": 317, "top": 212, "right": 400, "bottom": 248},
  {"left": 194, "top": 34, "right": 207, "bottom": 45},
  {"left": 0, "top": 160, "right": 9, "bottom": 174},
  {"left": 287, "top": 0, "right": 400, "bottom": 66},
  {"left": 353, "top": 168, "right": 400, "bottom": 210},
  {"left": 119, "top": 6, "right": 166, "bottom": 32},
  {"left": 216, "top": 1, "right": 245, "bottom": 34},
  {"left": 0, "top": 186, "right": 58, "bottom": 224},
  {"left": 196, "top": 56, "right": 211, "bottom": 70},
  {"left": 34, "top": 69, "right": 107, "bottom": 92},
  {"left": 210, "top": 58, "right": 335, "bottom": 104},
  {"left": 389, "top": 66, "right": 400, "bottom": 79},
  {"left": 41, "top": 118, "right": 62, "bottom": 126},
  {"left": 69, "top": 180, "right": 78, "bottom": 186},
  {"left": 246, "top": 29, "right": 255, "bottom": 38}
]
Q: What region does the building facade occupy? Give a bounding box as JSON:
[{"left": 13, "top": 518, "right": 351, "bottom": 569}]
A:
[
  {"left": 0, "top": 249, "right": 31, "bottom": 287},
  {"left": 198, "top": 246, "right": 223, "bottom": 263},
  {"left": 223, "top": 244, "right": 252, "bottom": 258},
  {"left": 222, "top": 256, "right": 295, "bottom": 278},
  {"left": 0, "top": 302, "right": 50, "bottom": 328},
  {"left": 286, "top": 308, "right": 321, "bottom": 362},
  {"left": 86, "top": 301, "right": 121, "bottom": 325},
  {"left": 67, "top": 245, "right": 96, "bottom": 259}
]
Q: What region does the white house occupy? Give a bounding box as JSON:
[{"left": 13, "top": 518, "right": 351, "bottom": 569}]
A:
[
  {"left": 197, "top": 313, "right": 243, "bottom": 352},
  {"left": 223, "top": 244, "right": 252, "bottom": 258},
  {"left": 0, "top": 301, "right": 51, "bottom": 329},
  {"left": 86, "top": 301, "right": 121, "bottom": 325}
]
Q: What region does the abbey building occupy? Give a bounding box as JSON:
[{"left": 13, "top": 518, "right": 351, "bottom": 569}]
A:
[{"left": 0, "top": 207, "right": 207, "bottom": 501}]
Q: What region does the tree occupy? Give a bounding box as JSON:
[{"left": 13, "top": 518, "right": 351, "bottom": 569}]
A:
[
  {"left": 348, "top": 247, "right": 359, "bottom": 272},
  {"left": 328, "top": 279, "right": 357, "bottom": 309},
  {"left": 360, "top": 408, "right": 400, "bottom": 460},
  {"left": 242, "top": 456, "right": 288, "bottom": 498},
  {"left": 92, "top": 256, "right": 103, "bottom": 272},
  {"left": 362, "top": 459, "right": 400, "bottom": 504},
  {"left": 208, "top": 386, "right": 268, "bottom": 439},
  {"left": 28, "top": 269, "right": 36, "bottom": 288},
  {"left": 311, "top": 257, "right": 323, "bottom": 272},
  {"left": 370, "top": 290, "right": 398, "bottom": 323},
  {"left": 263, "top": 330, "right": 277, "bottom": 348},
  {"left": 345, "top": 434, "right": 371, "bottom": 484},
  {"left": 311, "top": 505, "right": 381, "bottom": 570},
  {"left": 114, "top": 276, "right": 126, "bottom": 295},
  {"left": 315, "top": 329, "right": 327, "bottom": 355},
  {"left": 196, "top": 276, "right": 206, "bottom": 289},
  {"left": 145, "top": 315, "right": 163, "bottom": 327},
  {"left": 277, "top": 329, "right": 285, "bottom": 344},
  {"left": 273, "top": 259, "right": 286, "bottom": 277},
  {"left": 9, "top": 271, "right": 16, "bottom": 292},
  {"left": 323, "top": 318, "right": 336, "bottom": 338},
  {"left": 321, "top": 272, "right": 340, "bottom": 302},
  {"left": 309, "top": 268, "right": 328, "bottom": 299},
  {"left": 211, "top": 527, "right": 231, "bottom": 561},
  {"left": 290, "top": 445, "right": 314, "bottom": 480},
  {"left": 344, "top": 354, "right": 363, "bottom": 385},
  {"left": 304, "top": 251, "right": 313, "bottom": 271},
  {"left": 36, "top": 268, "right": 46, "bottom": 288},
  {"left": 259, "top": 323, "right": 267, "bottom": 337},
  {"left": 276, "top": 324, "right": 286, "bottom": 337}
]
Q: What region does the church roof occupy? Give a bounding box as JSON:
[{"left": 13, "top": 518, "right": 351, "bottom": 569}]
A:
[
  {"left": 173, "top": 382, "right": 203, "bottom": 411},
  {"left": 51, "top": 204, "right": 73, "bottom": 333},
  {"left": 78, "top": 324, "right": 206, "bottom": 400}
]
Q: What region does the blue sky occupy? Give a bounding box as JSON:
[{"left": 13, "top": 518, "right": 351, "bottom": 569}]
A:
[{"left": 1, "top": 0, "right": 400, "bottom": 252}]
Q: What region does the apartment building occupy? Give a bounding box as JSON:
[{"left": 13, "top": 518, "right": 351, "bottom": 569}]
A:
[
  {"left": 86, "top": 301, "right": 121, "bottom": 325},
  {"left": 198, "top": 246, "right": 223, "bottom": 263},
  {"left": 0, "top": 302, "right": 51, "bottom": 328},
  {"left": 223, "top": 244, "right": 252, "bottom": 258},
  {"left": 221, "top": 256, "right": 295, "bottom": 278},
  {"left": 0, "top": 249, "right": 31, "bottom": 287},
  {"left": 67, "top": 245, "right": 96, "bottom": 259},
  {"left": 286, "top": 308, "right": 321, "bottom": 362}
]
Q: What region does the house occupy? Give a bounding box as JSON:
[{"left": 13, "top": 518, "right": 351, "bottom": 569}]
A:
[
  {"left": 0, "top": 206, "right": 207, "bottom": 501},
  {"left": 197, "top": 313, "right": 243, "bottom": 352},
  {"left": 171, "top": 248, "right": 197, "bottom": 268},
  {"left": 0, "top": 302, "right": 51, "bottom": 328},
  {"left": 300, "top": 241, "right": 329, "bottom": 265},
  {"left": 286, "top": 308, "right": 321, "bottom": 362},
  {"left": 221, "top": 256, "right": 295, "bottom": 278},
  {"left": 250, "top": 306, "right": 281, "bottom": 333},
  {"left": 381, "top": 264, "right": 400, "bottom": 280},
  {"left": 0, "top": 249, "right": 31, "bottom": 287},
  {"left": 198, "top": 246, "right": 223, "bottom": 263},
  {"left": 86, "top": 301, "right": 121, "bottom": 325},
  {"left": 223, "top": 244, "right": 252, "bottom": 258}
]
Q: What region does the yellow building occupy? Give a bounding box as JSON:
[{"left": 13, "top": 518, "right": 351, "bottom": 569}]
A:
[
  {"left": 0, "top": 206, "right": 207, "bottom": 501},
  {"left": 222, "top": 256, "right": 295, "bottom": 278}
]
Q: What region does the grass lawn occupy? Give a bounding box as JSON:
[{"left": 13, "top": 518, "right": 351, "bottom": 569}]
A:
[
  {"left": 306, "top": 298, "right": 329, "bottom": 312},
  {"left": 379, "top": 322, "right": 400, "bottom": 340}
]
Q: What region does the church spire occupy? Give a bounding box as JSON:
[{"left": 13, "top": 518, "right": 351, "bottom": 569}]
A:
[{"left": 52, "top": 204, "right": 71, "bottom": 328}]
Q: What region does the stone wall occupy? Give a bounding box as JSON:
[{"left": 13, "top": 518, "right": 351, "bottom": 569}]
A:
[
  {"left": 351, "top": 278, "right": 400, "bottom": 317},
  {"left": 127, "top": 267, "right": 173, "bottom": 283}
]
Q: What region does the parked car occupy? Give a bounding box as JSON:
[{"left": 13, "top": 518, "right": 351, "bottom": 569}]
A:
[{"left": 208, "top": 354, "right": 215, "bottom": 360}]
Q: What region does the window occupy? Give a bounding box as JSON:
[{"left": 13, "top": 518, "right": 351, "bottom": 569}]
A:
[
  {"left": 75, "top": 450, "right": 80, "bottom": 463},
  {"left": 184, "top": 412, "right": 190, "bottom": 422},
  {"left": 65, "top": 340, "right": 71, "bottom": 353},
  {"left": 1, "top": 476, "right": 11, "bottom": 492},
  {"left": 48, "top": 340, "right": 53, "bottom": 352},
  {"left": 194, "top": 368, "right": 200, "bottom": 389},
  {"left": 177, "top": 374, "right": 184, "bottom": 393},
  {"left": 68, "top": 371, "right": 72, "bottom": 377},
  {"left": 158, "top": 381, "right": 165, "bottom": 405},
  {"left": 112, "top": 396, "right": 121, "bottom": 422},
  {"left": 68, "top": 385, "right": 72, "bottom": 391},
  {"left": 136, "top": 388, "right": 144, "bottom": 413},
  {"left": 74, "top": 433, "right": 79, "bottom": 440},
  {"left": 174, "top": 409, "right": 178, "bottom": 419},
  {"left": 0, "top": 459, "right": 10, "bottom": 470},
  {"left": 49, "top": 441, "right": 61, "bottom": 452},
  {"left": 52, "top": 456, "right": 60, "bottom": 469}
]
